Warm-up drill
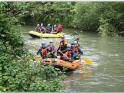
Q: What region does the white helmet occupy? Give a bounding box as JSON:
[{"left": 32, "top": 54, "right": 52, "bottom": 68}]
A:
[
  {"left": 74, "top": 41, "right": 77, "bottom": 44},
  {"left": 37, "top": 24, "right": 40, "bottom": 26},
  {"left": 41, "top": 23, "right": 43, "bottom": 26},
  {"left": 67, "top": 44, "right": 71, "bottom": 48},
  {"left": 54, "top": 24, "right": 57, "bottom": 27},
  {"left": 48, "top": 24, "right": 51, "bottom": 26}
]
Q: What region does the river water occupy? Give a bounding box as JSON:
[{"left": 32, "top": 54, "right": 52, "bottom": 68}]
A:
[{"left": 22, "top": 26, "right": 124, "bottom": 92}]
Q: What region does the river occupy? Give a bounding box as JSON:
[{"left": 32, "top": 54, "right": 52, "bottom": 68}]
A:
[{"left": 22, "top": 26, "right": 124, "bottom": 92}]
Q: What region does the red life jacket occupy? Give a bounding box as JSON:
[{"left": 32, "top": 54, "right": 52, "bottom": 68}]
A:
[
  {"left": 57, "top": 24, "right": 63, "bottom": 32},
  {"left": 65, "top": 51, "right": 71, "bottom": 58},
  {"left": 41, "top": 48, "right": 47, "bottom": 56}
]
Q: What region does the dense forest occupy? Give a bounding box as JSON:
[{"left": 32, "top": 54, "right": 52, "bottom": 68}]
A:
[{"left": 0, "top": 2, "right": 124, "bottom": 92}]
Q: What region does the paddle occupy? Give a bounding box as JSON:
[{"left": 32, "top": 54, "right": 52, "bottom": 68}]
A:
[
  {"left": 82, "top": 56, "right": 93, "bottom": 65},
  {"left": 79, "top": 48, "right": 93, "bottom": 65},
  {"left": 78, "top": 57, "right": 93, "bottom": 70}
]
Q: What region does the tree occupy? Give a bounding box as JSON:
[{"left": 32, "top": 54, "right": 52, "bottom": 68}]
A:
[
  {"left": 0, "top": 2, "right": 64, "bottom": 92},
  {"left": 73, "top": 2, "right": 124, "bottom": 35}
]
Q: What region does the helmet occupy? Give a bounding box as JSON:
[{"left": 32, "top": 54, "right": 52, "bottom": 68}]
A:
[
  {"left": 74, "top": 41, "right": 77, "bottom": 44},
  {"left": 66, "top": 47, "right": 71, "bottom": 51},
  {"left": 41, "top": 43, "right": 46, "bottom": 47},
  {"left": 47, "top": 44, "right": 51, "bottom": 48},
  {"left": 54, "top": 24, "right": 57, "bottom": 27},
  {"left": 73, "top": 41, "right": 78, "bottom": 46},
  {"left": 37, "top": 24, "right": 40, "bottom": 26},
  {"left": 41, "top": 23, "right": 43, "bottom": 26},
  {"left": 71, "top": 43, "right": 75, "bottom": 47},
  {"left": 61, "top": 36, "right": 65, "bottom": 40},
  {"left": 67, "top": 44, "right": 71, "bottom": 48},
  {"left": 48, "top": 24, "right": 51, "bottom": 26}
]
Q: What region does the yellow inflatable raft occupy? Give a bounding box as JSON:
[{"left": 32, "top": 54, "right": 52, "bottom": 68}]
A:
[{"left": 29, "top": 31, "right": 63, "bottom": 38}]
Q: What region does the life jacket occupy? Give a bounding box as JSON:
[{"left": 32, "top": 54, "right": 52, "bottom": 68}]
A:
[
  {"left": 65, "top": 51, "right": 71, "bottom": 58},
  {"left": 50, "top": 46, "right": 54, "bottom": 52},
  {"left": 73, "top": 46, "right": 78, "bottom": 53},
  {"left": 41, "top": 48, "right": 47, "bottom": 56},
  {"left": 57, "top": 24, "right": 63, "bottom": 32},
  {"left": 40, "top": 26, "right": 45, "bottom": 31}
]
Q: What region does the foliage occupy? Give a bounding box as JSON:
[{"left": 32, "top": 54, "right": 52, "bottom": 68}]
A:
[
  {"left": 2, "top": 2, "right": 123, "bottom": 35},
  {"left": 14, "top": 2, "right": 76, "bottom": 27},
  {"left": 0, "top": 53, "right": 64, "bottom": 92},
  {"left": 73, "top": 2, "right": 124, "bottom": 35},
  {"left": 0, "top": 2, "right": 64, "bottom": 92},
  {"left": 98, "top": 17, "right": 118, "bottom": 36},
  {"left": 73, "top": 3, "right": 100, "bottom": 32}
]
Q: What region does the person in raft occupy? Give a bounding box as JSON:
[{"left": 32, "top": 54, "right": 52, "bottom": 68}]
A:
[
  {"left": 63, "top": 47, "right": 77, "bottom": 61},
  {"left": 35, "top": 24, "right": 41, "bottom": 32},
  {"left": 40, "top": 23, "right": 46, "bottom": 33},
  {"left": 51, "top": 24, "right": 57, "bottom": 33},
  {"left": 46, "top": 42, "right": 56, "bottom": 58},
  {"left": 75, "top": 35, "right": 80, "bottom": 47},
  {"left": 36, "top": 43, "right": 48, "bottom": 59},
  {"left": 46, "top": 24, "right": 52, "bottom": 33},
  {"left": 71, "top": 42, "right": 83, "bottom": 60},
  {"left": 57, "top": 36, "right": 68, "bottom": 54},
  {"left": 53, "top": 24, "right": 57, "bottom": 32},
  {"left": 56, "top": 23, "right": 63, "bottom": 33}
]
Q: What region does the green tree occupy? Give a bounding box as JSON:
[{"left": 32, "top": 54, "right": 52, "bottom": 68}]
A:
[
  {"left": 0, "top": 2, "right": 64, "bottom": 92},
  {"left": 73, "top": 2, "right": 124, "bottom": 35}
]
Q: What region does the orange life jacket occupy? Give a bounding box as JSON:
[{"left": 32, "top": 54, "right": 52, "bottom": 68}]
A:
[
  {"left": 41, "top": 48, "right": 47, "bottom": 56},
  {"left": 73, "top": 46, "right": 78, "bottom": 52},
  {"left": 65, "top": 51, "right": 71, "bottom": 58}
]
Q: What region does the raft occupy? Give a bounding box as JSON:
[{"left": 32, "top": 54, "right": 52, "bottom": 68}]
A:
[
  {"left": 38, "top": 58, "right": 81, "bottom": 70},
  {"left": 29, "top": 31, "right": 63, "bottom": 38}
]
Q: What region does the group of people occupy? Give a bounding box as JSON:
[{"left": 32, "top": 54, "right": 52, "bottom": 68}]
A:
[
  {"left": 36, "top": 36, "right": 83, "bottom": 62},
  {"left": 35, "top": 23, "right": 63, "bottom": 34}
]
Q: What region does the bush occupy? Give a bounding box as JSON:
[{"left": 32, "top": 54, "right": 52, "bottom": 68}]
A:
[{"left": 0, "top": 2, "right": 64, "bottom": 92}]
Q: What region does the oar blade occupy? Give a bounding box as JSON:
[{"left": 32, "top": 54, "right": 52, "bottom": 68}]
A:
[{"left": 83, "top": 57, "right": 93, "bottom": 65}]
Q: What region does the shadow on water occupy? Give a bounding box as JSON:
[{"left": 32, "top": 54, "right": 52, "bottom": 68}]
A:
[{"left": 22, "top": 26, "right": 124, "bottom": 92}]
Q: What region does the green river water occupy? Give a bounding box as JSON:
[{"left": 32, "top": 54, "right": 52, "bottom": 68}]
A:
[{"left": 22, "top": 26, "right": 124, "bottom": 92}]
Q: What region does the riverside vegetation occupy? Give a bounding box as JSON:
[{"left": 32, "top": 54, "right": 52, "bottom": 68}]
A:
[{"left": 0, "top": 3, "right": 64, "bottom": 92}]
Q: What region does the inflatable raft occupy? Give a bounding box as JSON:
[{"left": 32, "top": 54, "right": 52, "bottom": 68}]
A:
[
  {"left": 35, "top": 57, "right": 81, "bottom": 70},
  {"left": 29, "top": 31, "right": 63, "bottom": 38}
]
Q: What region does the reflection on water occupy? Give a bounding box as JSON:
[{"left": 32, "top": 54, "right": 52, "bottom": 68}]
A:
[{"left": 22, "top": 27, "right": 124, "bottom": 92}]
